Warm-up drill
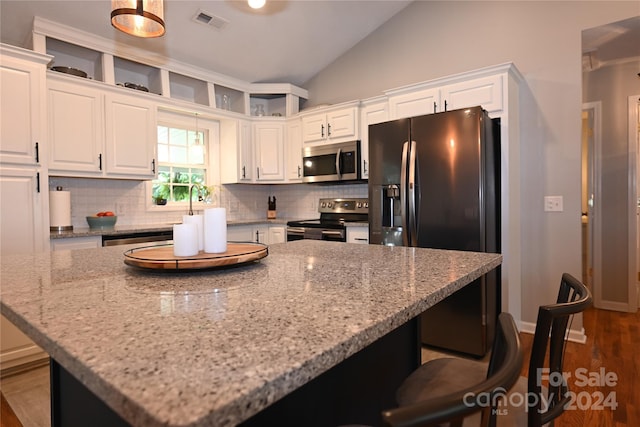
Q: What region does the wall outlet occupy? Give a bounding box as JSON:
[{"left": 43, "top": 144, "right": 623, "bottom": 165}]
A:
[{"left": 544, "top": 196, "right": 563, "bottom": 212}]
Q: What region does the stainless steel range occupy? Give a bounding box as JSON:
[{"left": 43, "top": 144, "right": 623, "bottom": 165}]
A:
[{"left": 287, "top": 198, "right": 368, "bottom": 242}]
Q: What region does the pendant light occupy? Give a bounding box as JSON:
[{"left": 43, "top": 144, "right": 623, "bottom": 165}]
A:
[
  {"left": 111, "top": 0, "right": 165, "bottom": 38},
  {"left": 248, "top": 0, "right": 266, "bottom": 9}
]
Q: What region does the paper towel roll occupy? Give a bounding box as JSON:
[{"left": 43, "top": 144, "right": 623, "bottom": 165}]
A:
[
  {"left": 183, "top": 214, "right": 204, "bottom": 251},
  {"left": 173, "top": 223, "right": 199, "bottom": 257},
  {"left": 204, "top": 208, "right": 227, "bottom": 253},
  {"left": 49, "top": 189, "right": 72, "bottom": 231}
]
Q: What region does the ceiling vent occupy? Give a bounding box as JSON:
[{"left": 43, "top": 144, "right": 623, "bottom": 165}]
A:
[{"left": 192, "top": 9, "right": 229, "bottom": 30}]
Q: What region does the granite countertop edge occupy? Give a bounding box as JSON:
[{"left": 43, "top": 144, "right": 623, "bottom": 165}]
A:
[{"left": 50, "top": 218, "right": 298, "bottom": 239}]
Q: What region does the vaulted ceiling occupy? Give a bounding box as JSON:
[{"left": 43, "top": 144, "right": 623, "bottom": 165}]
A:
[{"left": 0, "top": 0, "right": 411, "bottom": 86}]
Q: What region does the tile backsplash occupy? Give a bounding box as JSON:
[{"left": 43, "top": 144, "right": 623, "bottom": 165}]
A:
[{"left": 49, "top": 177, "right": 368, "bottom": 229}]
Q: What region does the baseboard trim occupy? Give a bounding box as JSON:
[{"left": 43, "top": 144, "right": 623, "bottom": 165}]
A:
[{"left": 519, "top": 320, "right": 588, "bottom": 344}]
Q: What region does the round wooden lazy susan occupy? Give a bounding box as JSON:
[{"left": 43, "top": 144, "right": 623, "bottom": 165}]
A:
[{"left": 123, "top": 242, "right": 268, "bottom": 270}]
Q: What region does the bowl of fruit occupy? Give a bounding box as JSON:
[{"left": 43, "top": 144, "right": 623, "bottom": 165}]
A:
[{"left": 86, "top": 211, "right": 117, "bottom": 229}]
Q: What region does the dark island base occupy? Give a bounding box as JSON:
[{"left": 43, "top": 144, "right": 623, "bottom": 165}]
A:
[{"left": 50, "top": 318, "right": 420, "bottom": 427}]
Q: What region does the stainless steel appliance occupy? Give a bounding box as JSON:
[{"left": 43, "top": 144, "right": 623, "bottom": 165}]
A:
[
  {"left": 287, "top": 198, "right": 368, "bottom": 242},
  {"left": 102, "top": 230, "right": 173, "bottom": 246},
  {"left": 302, "top": 140, "right": 363, "bottom": 183},
  {"left": 368, "top": 106, "right": 500, "bottom": 357}
]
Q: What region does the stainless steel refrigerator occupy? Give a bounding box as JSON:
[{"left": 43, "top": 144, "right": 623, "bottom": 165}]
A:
[{"left": 368, "top": 106, "right": 500, "bottom": 357}]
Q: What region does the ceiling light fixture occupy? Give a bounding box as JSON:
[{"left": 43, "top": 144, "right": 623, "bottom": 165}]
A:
[
  {"left": 111, "top": 0, "right": 165, "bottom": 38},
  {"left": 248, "top": 0, "right": 266, "bottom": 9}
]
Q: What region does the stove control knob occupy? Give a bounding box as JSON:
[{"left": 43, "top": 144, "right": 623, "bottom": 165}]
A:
[
  {"left": 327, "top": 202, "right": 333, "bottom": 208},
  {"left": 364, "top": 202, "right": 369, "bottom": 208},
  {"left": 320, "top": 202, "right": 326, "bottom": 208},
  {"left": 357, "top": 202, "right": 362, "bottom": 208}
]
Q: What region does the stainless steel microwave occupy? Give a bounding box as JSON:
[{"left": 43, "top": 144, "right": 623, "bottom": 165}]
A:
[{"left": 302, "top": 140, "right": 362, "bottom": 183}]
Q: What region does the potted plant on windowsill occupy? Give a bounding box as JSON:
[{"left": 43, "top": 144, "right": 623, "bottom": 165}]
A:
[{"left": 152, "top": 183, "right": 169, "bottom": 206}]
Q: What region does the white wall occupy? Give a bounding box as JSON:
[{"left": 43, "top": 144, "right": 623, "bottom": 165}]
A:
[{"left": 303, "top": 1, "right": 639, "bottom": 325}]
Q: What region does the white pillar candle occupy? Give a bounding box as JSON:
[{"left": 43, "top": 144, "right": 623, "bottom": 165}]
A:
[
  {"left": 204, "top": 207, "right": 227, "bottom": 253},
  {"left": 173, "top": 223, "right": 199, "bottom": 257},
  {"left": 183, "top": 214, "right": 204, "bottom": 251}
]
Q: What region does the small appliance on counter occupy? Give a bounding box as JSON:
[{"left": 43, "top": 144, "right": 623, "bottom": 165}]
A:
[
  {"left": 49, "top": 186, "right": 73, "bottom": 231},
  {"left": 287, "top": 198, "right": 368, "bottom": 242}
]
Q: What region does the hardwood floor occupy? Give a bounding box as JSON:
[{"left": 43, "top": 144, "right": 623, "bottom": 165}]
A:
[
  {"left": 0, "top": 307, "right": 637, "bottom": 427},
  {"left": 519, "top": 307, "right": 640, "bottom": 427}
]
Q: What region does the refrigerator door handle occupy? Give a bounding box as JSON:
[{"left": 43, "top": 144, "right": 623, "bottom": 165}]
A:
[
  {"left": 401, "top": 141, "right": 409, "bottom": 246},
  {"left": 335, "top": 148, "right": 342, "bottom": 179},
  {"left": 408, "top": 140, "right": 417, "bottom": 246}
]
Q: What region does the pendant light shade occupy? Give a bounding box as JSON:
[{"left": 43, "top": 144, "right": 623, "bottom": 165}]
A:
[{"left": 111, "top": 0, "right": 165, "bottom": 38}]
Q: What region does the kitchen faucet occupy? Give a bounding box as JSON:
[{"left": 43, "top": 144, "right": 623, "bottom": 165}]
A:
[{"left": 188, "top": 184, "right": 203, "bottom": 215}]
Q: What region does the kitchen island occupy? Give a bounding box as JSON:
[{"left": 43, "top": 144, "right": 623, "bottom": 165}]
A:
[{"left": 0, "top": 241, "right": 501, "bottom": 426}]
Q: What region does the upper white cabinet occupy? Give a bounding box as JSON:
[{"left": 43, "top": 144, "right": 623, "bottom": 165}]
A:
[
  {"left": 359, "top": 97, "right": 389, "bottom": 180},
  {"left": 0, "top": 45, "right": 49, "bottom": 166},
  {"left": 104, "top": 93, "right": 156, "bottom": 178},
  {"left": 286, "top": 119, "right": 303, "bottom": 181},
  {"left": 220, "top": 119, "right": 253, "bottom": 184},
  {"left": 386, "top": 69, "right": 505, "bottom": 120},
  {"left": 48, "top": 78, "right": 103, "bottom": 174},
  {"left": 300, "top": 102, "right": 359, "bottom": 144},
  {"left": 254, "top": 121, "right": 285, "bottom": 182},
  {"left": 48, "top": 77, "right": 157, "bottom": 179}
]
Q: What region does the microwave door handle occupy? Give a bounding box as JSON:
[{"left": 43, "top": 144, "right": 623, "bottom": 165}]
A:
[
  {"left": 400, "top": 141, "right": 409, "bottom": 246},
  {"left": 335, "top": 148, "right": 342, "bottom": 179},
  {"left": 408, "top": 140, "right": 417, "bottom": 247}
]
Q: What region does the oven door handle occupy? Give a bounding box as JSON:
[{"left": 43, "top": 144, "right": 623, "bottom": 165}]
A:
[{"left": 287, "top": 227, "right": 306, "bottom": 236}]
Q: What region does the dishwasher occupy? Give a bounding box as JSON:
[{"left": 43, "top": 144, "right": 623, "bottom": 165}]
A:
[{"left": 101, "top": 230, "right": 173, "bottom": 246}]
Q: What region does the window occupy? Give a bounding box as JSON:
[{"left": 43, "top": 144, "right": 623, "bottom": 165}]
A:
[{"left": 153, "top": 124, "right": 207, "bottom": 204}]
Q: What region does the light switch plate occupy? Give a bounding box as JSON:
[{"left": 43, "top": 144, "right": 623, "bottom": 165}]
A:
[{"left": 544, "top": 196, "right": 563, "bottom": 212}]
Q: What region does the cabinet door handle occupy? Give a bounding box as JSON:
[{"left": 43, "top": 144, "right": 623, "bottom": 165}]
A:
[
  {"left": 98, "top": 153, "right": 102, "bottom": 171},
  {"left": 433, "top": 101, "right": 437, "bottom": 113},
  {"left": 327, "top": 123, "right": 331, "bottom": 137},
  {"left": 35, "top": 142, "right": 39, "bottom": 163},
  {"left": 297, "top": 165, "right": 301, "bottom": 178},
  {"left": 444, "top": 100, "right": 448, "bottom": 112},
  {"left": 36, "top": 172, "right": 40, "bottom": 193},
  {"left": 321, "top": 124, "right": 324, "bottom": 138},
  {"left": 242, "top": 166, "right": 246, "bottom": 179},
  {"left": 363, "top": 159, "right": 368, "bottom": 174},
  {"left": 255, "top": 230, "right": 259, "bottom": 243},
  {"left": 257, "top": 167, "right": 260, "bottom": 179},
  {"left": 151, "top": 158, "right": 156, "bottom": 173}
]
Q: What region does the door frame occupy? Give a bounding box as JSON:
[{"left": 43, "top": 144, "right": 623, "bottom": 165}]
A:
[
  {"left": 628, "top": 94, "right": 639, "bottom": 312},
  {"left": 582, "top": 102, "right": 603, "bottom": 307}
]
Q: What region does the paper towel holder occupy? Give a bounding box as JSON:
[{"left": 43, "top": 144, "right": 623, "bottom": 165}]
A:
[{"left": 50, "top": 186, "right": 74, "bottom": 232}]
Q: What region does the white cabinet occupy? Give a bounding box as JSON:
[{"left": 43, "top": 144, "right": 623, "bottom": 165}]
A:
[
  {"left": 228, "top": 224, "right": 286, "bottom": 244},
  {"left": 387, "top": 86, "right": 438, "bottom": 120},
  {"left": 0, "top": 45, "right": 50, "bottom": 374},
  {"left": 48, "top": 78, "right": 103, "bottom": 174},
  {"left": 104, "top": 93, "right": 157, "bottom": 178},
  {"left": 387, "top": 72, "right": 504, "bottom": 120},
  {"left": 286, "top": 119, "right": 303, "bottom": 182},
  {"left": 221, "top": 120, "right": 285, "bottom": 184},
  {"left": 268, "top": 226, "right": 286, "bottom": 244},
  {"left": 50, "top": 236, "right": 101, "bottom": 251},
  {"left": 254, "top": 121, "right": 285, "bottom": 182},
  {"left": 301, "top": 103, "right": 359, "bottom": 144},
  {"left": 0, "top": 167, "right": 46, "bottom": 254},
  {"left": 220, "top": 119, "right": 253, "bottom": 184},
  {"left": 359, "top": 97, "right": 389, "bottom": 179},
  {"left": 347, "top": 226, "right": 369, "bottom": 244},
  {"left": 48, "top": 77, "right": 157, "bottom": 179},
  {"left": 0, "top": 48, "right": 47, "bottom": 166}
]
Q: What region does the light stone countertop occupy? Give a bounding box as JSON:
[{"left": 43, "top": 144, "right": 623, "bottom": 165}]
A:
[{"left": 0, "top": 241, "right": 501, "bottom": 427}]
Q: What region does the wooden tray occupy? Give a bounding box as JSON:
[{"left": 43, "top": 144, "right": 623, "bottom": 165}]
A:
[{"left": 123, "top": 242, "right": 268, "bottom": 270}]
